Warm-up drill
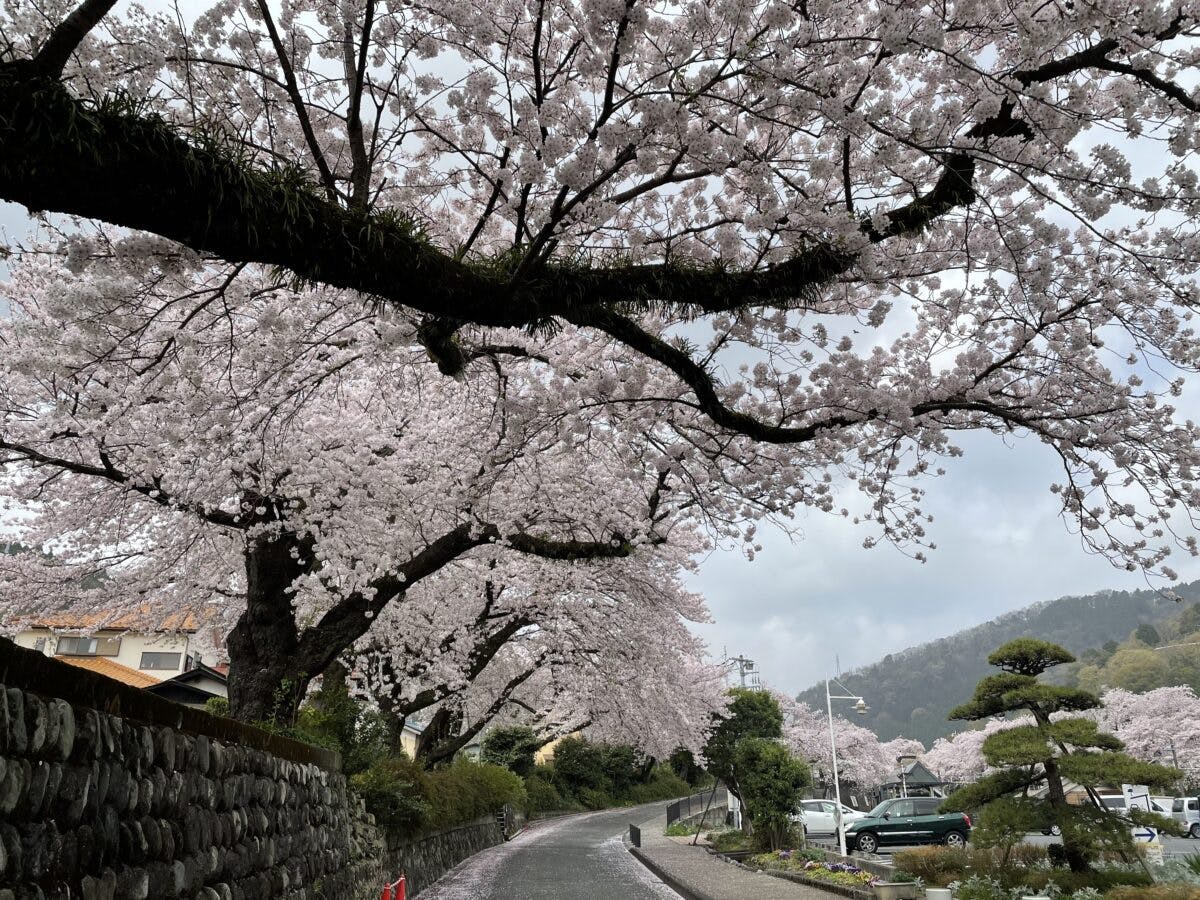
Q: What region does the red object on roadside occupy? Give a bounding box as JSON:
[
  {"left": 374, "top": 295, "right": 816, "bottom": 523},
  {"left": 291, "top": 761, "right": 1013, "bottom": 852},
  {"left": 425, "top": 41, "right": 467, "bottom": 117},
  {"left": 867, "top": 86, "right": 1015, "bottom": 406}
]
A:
[{"left": 381, "top": 874, "right": 407, "bottom": 900}]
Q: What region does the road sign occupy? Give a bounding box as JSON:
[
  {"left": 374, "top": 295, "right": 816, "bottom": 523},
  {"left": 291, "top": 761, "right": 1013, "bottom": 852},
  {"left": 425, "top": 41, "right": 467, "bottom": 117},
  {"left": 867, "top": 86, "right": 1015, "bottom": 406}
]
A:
[{"left": 1125, "top": 784, "right": 1162, "bottom": 847}]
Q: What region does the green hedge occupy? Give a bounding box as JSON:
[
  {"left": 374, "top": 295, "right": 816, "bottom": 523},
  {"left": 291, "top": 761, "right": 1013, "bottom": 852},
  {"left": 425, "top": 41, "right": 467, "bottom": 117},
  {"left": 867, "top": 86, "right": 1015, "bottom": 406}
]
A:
[
  {"left": 518, "top": 737, "right": 691, "bottom": 813},
  {"left": 351, "top": 755, "right": 525, "bottom": 833}
]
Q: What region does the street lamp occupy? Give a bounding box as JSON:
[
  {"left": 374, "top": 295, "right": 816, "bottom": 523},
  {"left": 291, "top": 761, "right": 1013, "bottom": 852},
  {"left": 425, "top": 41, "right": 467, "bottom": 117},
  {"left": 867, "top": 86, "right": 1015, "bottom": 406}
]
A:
[{"left": 826, "top": 675, "right": 869, "bottom": 857}]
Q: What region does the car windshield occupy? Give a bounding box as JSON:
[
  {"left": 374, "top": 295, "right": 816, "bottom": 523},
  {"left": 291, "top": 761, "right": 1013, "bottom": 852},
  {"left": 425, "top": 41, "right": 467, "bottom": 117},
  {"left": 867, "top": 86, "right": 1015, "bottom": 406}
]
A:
[{"left": 865, "top": 801, "right": 892, "bottom": 818}]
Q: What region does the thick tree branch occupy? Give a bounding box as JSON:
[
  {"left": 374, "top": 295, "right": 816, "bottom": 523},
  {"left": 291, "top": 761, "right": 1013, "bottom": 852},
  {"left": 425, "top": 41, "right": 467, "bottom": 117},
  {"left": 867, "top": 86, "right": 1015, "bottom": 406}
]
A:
[
  {"left": 1, "top": 29, "right": 1190, "bottom": 353},
  {"left": 419, "top": 659, "right": 544, "bottom": 766},
  {"left": 32, "top": 0, "right": 118, "bottom": 78},
  {"left": 0, "top": 437, "right": 244, "bottom": 528},
  {"left": 296, "top": 521, "right": 633, "bottom": 675}
]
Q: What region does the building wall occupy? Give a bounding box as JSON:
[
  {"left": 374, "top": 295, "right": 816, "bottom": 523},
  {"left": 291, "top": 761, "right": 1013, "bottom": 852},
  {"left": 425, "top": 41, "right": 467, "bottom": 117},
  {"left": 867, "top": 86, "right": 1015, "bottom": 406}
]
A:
[
  {"left": 182, "top": 673, "right": 229, "bottom": 699},
  {"left": 13, "top": 629, "right": 196, "bottom": 680}
]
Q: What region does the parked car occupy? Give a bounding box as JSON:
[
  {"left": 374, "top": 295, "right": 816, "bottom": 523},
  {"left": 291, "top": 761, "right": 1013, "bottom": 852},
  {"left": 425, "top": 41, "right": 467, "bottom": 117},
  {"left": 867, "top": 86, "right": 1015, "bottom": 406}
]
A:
[
  {"left": 791, "top": 799, "right": 865, "bottom": 835},
  {"left": 1174, "top": 797, "right": 1200, "bottom": 838},
  {"left": 1041, "top": 795, "right": 1178, "bottom": 837},
  {"left": 843, "top": 797, "right": 971, "bottom": 853}
]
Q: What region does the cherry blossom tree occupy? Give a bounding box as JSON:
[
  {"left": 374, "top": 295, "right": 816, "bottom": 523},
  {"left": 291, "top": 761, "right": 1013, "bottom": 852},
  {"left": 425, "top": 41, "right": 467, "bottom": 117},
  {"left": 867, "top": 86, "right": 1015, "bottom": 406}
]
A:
[
  {"left": 776, "top": 692, "right": 920, "bottom": 790},
  {"left": 2, "top": 0, "right": 1200, "bottom": 581},
  {"left": 0, "top": 241, "right": 737, "bottom": 722},
  {"left": 922, "top": 717, "right": 1033, "bottom": 784},
  {"left": 1093, "top": 686, "right": 1200, "bottom": 785},
  {"left": 348, "top": 555, "right": 726, "bottom": 763}
]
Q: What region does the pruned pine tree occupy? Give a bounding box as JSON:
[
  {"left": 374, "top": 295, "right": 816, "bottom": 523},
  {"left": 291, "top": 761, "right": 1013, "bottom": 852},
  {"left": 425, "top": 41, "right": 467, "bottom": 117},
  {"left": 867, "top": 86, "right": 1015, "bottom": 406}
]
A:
[{"left": 941, "top": 639, "right": 1179, "bottom": 873}]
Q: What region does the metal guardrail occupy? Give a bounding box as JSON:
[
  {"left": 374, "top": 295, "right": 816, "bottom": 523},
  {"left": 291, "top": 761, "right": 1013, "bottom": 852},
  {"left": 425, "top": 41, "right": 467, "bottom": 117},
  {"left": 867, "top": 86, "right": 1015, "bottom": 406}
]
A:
[{"left": 666, "top": 786, "right": 729, "bottom": 824}]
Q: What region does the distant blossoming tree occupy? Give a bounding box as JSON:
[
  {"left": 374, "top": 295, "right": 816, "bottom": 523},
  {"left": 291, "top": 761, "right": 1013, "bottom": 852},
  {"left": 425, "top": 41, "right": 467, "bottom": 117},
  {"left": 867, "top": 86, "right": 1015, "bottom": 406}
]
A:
[
  {"left": 777, "top": 692, "right": 922, "bottom": 790},
  {"left": 349, "top": 559, "right": 727, "bottom": 762}
]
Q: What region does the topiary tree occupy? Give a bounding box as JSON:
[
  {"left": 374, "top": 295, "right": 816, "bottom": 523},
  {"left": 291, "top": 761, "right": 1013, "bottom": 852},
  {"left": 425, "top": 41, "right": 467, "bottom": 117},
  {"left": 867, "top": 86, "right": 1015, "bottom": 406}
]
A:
[
  {"left": 480, "top": 726, "right": 541, "bottom": 777},
  {"left": 942, "top": 638, "right": 1180, "bottom": 873},
  {"left": 733, "top": 737, "right": 811, "bottom": 850}
]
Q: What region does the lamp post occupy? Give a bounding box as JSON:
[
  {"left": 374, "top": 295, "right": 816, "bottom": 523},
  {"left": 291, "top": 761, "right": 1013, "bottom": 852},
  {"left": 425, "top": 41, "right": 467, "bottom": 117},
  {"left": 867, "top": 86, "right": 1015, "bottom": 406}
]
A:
[{"left": 826, "top": 675, "right": 869, "bottom": 857}]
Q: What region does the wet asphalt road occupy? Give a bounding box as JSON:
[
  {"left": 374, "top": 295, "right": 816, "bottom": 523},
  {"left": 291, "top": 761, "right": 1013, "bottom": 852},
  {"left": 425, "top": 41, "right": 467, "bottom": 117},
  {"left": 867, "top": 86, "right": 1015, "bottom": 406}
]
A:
[{"left": 418, "top": 802, "right": 681, "bottom": 900}]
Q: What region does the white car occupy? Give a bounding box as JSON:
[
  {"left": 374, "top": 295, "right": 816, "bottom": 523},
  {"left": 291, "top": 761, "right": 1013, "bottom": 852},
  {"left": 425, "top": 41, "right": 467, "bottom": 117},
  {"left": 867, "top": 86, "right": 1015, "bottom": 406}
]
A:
[{"left": 792, "top": 799, "right": 866, "bottom": 835}]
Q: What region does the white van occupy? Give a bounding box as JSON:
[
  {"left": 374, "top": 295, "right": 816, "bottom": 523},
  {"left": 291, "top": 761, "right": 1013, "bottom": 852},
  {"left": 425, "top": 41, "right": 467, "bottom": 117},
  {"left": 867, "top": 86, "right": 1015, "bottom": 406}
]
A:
[{"left": 1174, "top": 797, "right": 1200, "bottom": 838}]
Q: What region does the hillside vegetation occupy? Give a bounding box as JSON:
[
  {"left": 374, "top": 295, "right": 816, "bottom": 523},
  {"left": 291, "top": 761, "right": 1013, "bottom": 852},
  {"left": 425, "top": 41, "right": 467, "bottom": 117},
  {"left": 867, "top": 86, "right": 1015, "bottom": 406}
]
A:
[{"left": 796, "top": 582, "right": 1200, "bottom": 745}]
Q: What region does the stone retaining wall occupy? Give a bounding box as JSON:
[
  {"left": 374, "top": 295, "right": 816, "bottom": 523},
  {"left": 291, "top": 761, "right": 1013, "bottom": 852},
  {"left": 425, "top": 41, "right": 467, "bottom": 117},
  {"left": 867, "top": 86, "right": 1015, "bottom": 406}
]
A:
[
  {"left": 0, "top": 637, "right": 378, "bottom": 900},
  {"left": 380, "top": 818, "right": 505, "bottom": 897},
  {"left": 0, "top": 637, "right": 517, "bottom": 900}
]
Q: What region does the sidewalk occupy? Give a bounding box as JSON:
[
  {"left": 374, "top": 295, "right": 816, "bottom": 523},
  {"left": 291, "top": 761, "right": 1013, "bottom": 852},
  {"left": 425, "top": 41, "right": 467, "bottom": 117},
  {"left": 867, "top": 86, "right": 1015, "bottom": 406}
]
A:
[{"left": 627, "top": 812, "right": 842, "bottom": 900}]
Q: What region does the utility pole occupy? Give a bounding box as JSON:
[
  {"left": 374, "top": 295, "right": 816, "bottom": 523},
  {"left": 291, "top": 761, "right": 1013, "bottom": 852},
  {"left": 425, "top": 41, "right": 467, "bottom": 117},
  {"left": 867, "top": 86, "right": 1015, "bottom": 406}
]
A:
[{"left": 725, "top": 653, "right": 760, "bottom": 689}]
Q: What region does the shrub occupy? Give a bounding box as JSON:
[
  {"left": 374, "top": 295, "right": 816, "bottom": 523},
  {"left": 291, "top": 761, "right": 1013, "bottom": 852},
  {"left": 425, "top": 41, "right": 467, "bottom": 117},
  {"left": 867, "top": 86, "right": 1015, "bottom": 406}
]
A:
[
  {"left": 576, "top": 787, "right": 616, "bottom": 810},
  {"left": 352, "top": 756, "right": 525, "bottom": 834},
  {"left": 523, "top": 771, "right": 574, "bottom": 814},
  {"left": 204, "top": 696, "right": 231, "bottom": 717},
  {"left": 708, "top": 829, "right": 754, "bottom": 852},
  {"left": 625, "top": 769, "right": 691, "bottom": 804},
  {"left": 551, "top": 737, "right": 607, "bottom": 794},
  {"left": 480, "top": 726, "right": 540, "bottom": 777},
  {"left": 732, "top": 737, "right": 810, "bottom": 850},
  {"left": 350, "top": 756, "right": 429, "bottom": 829},
  {"left": 425, "top": 759, "right": 527, "bottom": 827},
  {"left": 1107, "top": 887, "right": 1200, "bottom": 900},
  {"left": 892, "top": 846, "right": 971, "bottom": 886}
]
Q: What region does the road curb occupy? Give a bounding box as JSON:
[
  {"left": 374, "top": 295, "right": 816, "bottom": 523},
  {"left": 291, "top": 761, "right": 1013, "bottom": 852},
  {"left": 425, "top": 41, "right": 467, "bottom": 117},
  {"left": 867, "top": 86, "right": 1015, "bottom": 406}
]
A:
[{"left": 625, "top": 841, "right": 718, "bottom": 900}]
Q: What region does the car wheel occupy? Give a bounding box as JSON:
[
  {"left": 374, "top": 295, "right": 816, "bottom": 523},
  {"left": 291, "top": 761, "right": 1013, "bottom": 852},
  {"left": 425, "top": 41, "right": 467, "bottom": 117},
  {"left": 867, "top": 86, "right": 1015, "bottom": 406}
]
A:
[
  {"left": 943, "top": 831, "right": 967, "bottom": 848},
  {"left": 1190, "top": 823, "right": 1200, "bottom": 839},
  {"left": 1048, "top": 824, "right": 1061, "bottom": 837},
  {"left": 855, "top": 832, "right": 878, "bottom": 854}
]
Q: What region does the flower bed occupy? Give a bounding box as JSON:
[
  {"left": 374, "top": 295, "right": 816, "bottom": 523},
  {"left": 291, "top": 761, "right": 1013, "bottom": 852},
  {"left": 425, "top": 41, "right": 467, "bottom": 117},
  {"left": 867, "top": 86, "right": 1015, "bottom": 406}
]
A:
[{"left": 751, "top": 850, "right": 880, "bottom": 891}]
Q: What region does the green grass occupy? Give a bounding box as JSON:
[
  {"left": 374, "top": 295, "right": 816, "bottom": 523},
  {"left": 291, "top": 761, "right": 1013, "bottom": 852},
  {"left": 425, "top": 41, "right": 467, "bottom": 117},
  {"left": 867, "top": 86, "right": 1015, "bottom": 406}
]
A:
[{"left": 664, "top": 822, "right": 696, "bottom": 837}]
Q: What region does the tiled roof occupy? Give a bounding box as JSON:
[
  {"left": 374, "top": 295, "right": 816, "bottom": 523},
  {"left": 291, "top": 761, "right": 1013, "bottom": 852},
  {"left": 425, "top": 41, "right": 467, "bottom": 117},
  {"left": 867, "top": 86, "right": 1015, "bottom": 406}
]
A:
[
  {"left": 59, "top": 656, "right": 161, "bottom": 688},
  {"left": 18, "top": 605, "right": 212, "bottom": 632}
]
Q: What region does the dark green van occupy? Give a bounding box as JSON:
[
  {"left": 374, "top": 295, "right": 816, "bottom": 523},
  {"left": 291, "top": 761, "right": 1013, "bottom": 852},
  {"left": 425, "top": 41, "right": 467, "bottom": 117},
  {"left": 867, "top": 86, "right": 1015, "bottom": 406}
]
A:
[{"left": 843, "top": 797, "right": 971, "bottom": 853}]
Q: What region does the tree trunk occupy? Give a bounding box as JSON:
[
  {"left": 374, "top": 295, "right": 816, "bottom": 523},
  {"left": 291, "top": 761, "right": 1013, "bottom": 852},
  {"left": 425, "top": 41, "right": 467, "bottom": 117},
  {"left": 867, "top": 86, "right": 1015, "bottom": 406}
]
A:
[
  {"left": 225, "top": 531, "right": 310, "bottom": 723},
  {"left": 1043, "top": 757, "right": 1089, "bottom": 873}
]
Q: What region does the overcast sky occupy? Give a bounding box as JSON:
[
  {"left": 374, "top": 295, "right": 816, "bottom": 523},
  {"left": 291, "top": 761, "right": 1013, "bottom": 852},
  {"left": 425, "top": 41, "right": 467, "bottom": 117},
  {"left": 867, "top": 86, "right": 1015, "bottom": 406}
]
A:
[{"left": 688, "top": 428, "right": 1200, "bottom": 698}]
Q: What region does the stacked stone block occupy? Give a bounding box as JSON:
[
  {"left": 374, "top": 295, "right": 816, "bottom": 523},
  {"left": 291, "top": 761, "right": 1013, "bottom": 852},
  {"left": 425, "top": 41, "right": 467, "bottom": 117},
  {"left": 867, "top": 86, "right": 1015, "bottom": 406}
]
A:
[{"left": 0, "top": 681, "right": 368, "bottom": 900}]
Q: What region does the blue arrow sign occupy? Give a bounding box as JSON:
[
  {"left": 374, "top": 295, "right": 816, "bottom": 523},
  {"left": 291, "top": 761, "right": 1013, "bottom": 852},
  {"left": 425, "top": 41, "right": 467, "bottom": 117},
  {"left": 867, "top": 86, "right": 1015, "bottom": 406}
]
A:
[{"left": 1133, "top": 828, "right": 1157, "bottom": 842}]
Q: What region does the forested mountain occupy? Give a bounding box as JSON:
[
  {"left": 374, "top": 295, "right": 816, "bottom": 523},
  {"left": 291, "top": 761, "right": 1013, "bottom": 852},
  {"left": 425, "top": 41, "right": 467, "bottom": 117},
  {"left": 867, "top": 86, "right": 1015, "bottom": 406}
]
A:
[{"left": 795, "top": 582, "right": 1200, "bottom": 746}]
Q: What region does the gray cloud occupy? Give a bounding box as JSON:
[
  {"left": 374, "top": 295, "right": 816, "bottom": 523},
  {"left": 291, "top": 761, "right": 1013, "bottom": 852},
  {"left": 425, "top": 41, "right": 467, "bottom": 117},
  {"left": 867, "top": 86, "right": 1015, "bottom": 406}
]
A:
[{"left": 688, "top": 429, "right": 1200, "bottom": 698}]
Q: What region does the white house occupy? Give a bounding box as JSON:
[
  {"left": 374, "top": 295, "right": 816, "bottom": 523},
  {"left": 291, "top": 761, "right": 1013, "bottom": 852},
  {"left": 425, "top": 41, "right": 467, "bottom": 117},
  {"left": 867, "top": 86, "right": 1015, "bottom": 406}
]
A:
[{"left": 11, "top": 607, "right": 225, "bottom": 688}]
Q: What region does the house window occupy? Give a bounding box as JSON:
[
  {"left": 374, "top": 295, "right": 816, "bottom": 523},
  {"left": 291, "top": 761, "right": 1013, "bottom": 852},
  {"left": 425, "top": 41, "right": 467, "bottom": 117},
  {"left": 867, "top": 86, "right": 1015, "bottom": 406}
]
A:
[
  {"left": 139, "top": 652, "right": 182, "bottom": 671},
  {"left": 32, "top": 637, "right": 46, "bottom": 652},
  {"left": 56, "top": 635, "right": 121, "bottom": 656}
]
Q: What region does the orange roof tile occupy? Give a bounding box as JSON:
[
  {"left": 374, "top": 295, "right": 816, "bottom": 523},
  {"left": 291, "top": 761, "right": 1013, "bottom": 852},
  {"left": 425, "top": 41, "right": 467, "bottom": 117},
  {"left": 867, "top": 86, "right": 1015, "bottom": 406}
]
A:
[{"left": 59, "top": 656, "right": 161, "bottom": 688}]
